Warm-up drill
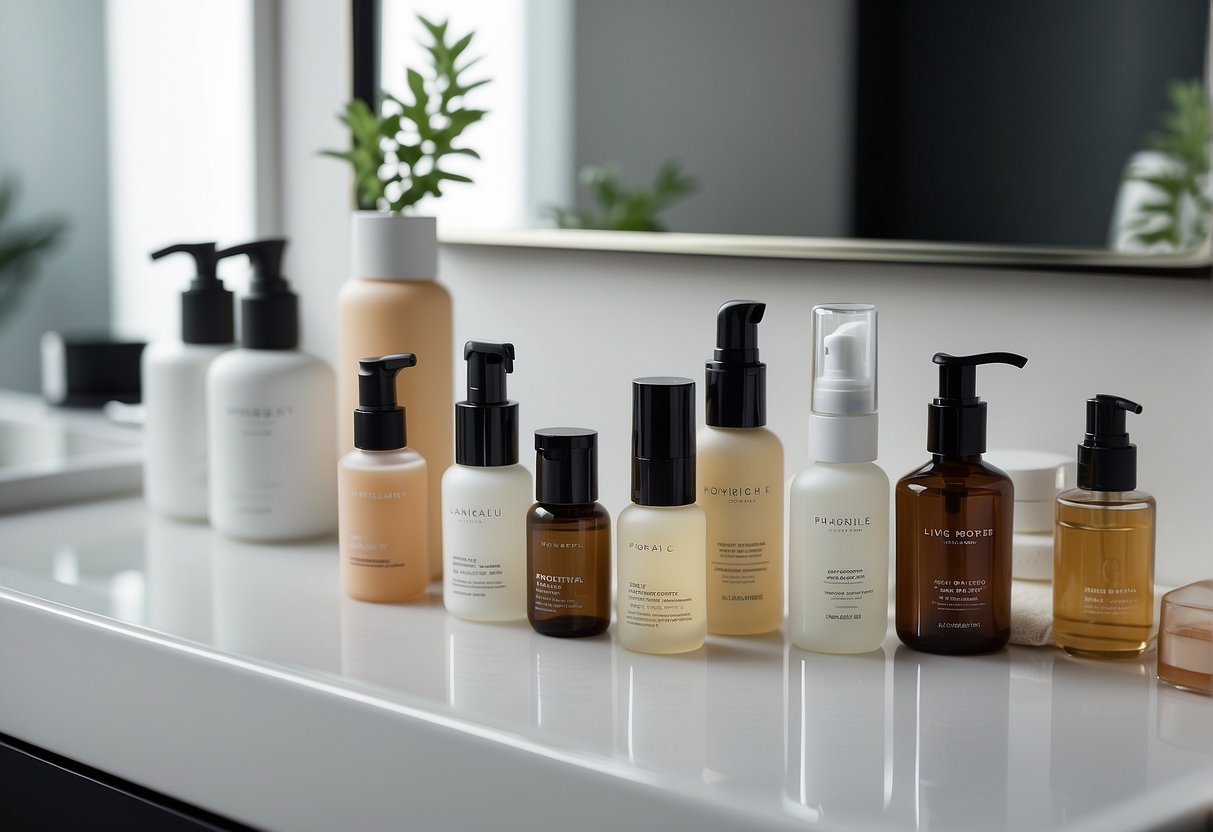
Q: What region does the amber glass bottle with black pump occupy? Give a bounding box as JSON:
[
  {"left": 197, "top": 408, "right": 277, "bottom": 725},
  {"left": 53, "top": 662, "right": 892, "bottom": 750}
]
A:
[
  {"left": 895, "top": 352, "right": 1027, "bottom": 655},
  {"left": 1053, "top": 395, "right": 1155, "bottom": 659},
  {"left": 527, "top": 428, "right": 611, "bottom": 637}
]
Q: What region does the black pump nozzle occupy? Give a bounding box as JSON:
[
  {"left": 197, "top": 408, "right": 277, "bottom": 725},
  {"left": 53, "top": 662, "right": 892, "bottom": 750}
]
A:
[
  {"left": 353, "top": 353, "right": 417, "bottom": 450},
  {"left": 150, "top": 242, "right": 236, "bottom": 344},
  {"left": 456, "top": 341, "right": 519, "bottom": 466},
  {"left": 927, "top": 351, "right": 1027, "bottom": 457},
  {"left": 706, "top": 300, "right": 767, "bottom": 427},
  {"left": 218, "top": 238, "right": 298, "bottom": 350},
  {"left": 1077, "top": 394, "right": 1142, "bottom": 491}
]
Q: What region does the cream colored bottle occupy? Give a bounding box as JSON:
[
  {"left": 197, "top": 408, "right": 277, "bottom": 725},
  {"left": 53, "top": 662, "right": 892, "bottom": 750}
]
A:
[
  {"left": 617, "top": 377, "right": 707, "bottom": 654},
  {"left": 338, "top": 212, "right": 451, "bottom": 580},
  {"left": 698, "top": 300, "right": 784, "bottom": 635},
  {"left": 339, "top": 354, "right": 429, "bottom": 603}
]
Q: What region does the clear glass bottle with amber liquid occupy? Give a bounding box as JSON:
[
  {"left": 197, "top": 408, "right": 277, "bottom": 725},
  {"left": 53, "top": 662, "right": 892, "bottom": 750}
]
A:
[
  {"left": 527, "top": 428, "right": 611, "bottom": 638},
  {"left": 1054, "top": 395, "right": 1155, "bottom": 659}
]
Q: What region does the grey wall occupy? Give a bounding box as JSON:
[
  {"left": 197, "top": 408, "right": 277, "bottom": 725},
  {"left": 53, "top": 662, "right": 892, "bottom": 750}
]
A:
[
  {"left": 0, "top": 0, "right": 110, "bottom": 393},
  {"left": 573, "top": 0, "right": 854, "bottom": 237}
]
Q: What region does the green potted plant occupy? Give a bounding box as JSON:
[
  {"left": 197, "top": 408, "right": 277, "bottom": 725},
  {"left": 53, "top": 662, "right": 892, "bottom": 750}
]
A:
[
  {"left": 0, "top": 176, "right": 65, "bottom": 332},
  {"left": 322, "top": 14, "right": 489, "bottom": 582}
]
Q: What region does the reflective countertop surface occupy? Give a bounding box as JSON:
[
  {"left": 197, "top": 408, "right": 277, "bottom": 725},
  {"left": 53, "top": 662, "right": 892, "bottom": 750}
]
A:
[{"left": 0, "top": 497, "right": 1210, "bottom": 831}]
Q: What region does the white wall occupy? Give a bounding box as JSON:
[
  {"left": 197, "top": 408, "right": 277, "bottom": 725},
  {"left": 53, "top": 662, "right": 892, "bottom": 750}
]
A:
[{"left": 278, "top": 0, "right": 1212, "bottom": 588}]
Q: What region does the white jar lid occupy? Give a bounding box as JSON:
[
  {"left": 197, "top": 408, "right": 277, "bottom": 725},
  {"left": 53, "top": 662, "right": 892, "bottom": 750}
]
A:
[{"left": 986, "top": 449, "right": 1073, "bottom": 503}]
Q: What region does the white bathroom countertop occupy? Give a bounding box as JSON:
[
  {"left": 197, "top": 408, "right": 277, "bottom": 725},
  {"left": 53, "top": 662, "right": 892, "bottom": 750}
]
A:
[{"left": 0, "top": 496, "right": 1209, "bottom": 831}]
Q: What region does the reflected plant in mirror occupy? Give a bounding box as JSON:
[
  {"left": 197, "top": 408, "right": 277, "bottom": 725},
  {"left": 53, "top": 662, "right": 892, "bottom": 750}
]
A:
[
  {"left": 1121, "top": 80, "right": 1211, "bottom": 253},
  {"left": 0, "top": 176, "right": 65, "bottom": 332},
  {"left": 323, "top": 15, "right": 490, "bottom": 212},
  {"left": 547, "top": 160, "right": 698, "bottom": 232}
]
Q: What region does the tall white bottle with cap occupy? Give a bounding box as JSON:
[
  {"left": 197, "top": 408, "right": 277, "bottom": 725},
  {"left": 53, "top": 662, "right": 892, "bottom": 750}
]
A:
[
  {"left": 338, "top": 212, "right": 452, "bottom": 579},
  {"left": 789, "top": 304, "right": 889, "bottom": 653}
]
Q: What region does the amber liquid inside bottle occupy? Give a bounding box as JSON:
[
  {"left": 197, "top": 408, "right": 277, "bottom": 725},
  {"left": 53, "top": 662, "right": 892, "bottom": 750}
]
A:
[
  {"left": 895, "top": 457, "right": 1013, "bottom": 654},
  {"left": 1053, "top": 490, "right": 1155, "bottom": 658},
  {"left": 527, "top": 503, "right": 611, "bottom": 637}
]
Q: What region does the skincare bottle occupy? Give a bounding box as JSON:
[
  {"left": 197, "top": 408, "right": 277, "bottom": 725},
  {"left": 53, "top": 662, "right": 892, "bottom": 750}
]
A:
[
  {"left": 142, "top": 242, "right": 236, "bottom": 520},
  {"left": 527, "top": 428, "right": 611, "bottom": 638},
  {"left": 697, "top": 300, "right": 784, "bottom": 635},
  {"left": 1053, "top": 395, "right": 1155, "bottom": 658},
  {"left": 895, "top": 352, "right": 1027, "bottom": 654},
  {"left": 442, "top": 342, "right": 531, "bottom": 621},
  {"left": 207, "top": 239, "right": 337, "bottom": 541},
  {"left": 789, "top": 303, "right": 889, "bottom": 653},
  {"left": 339, "top": 354, "right": 429, "bottom": 603},
  {"left": 617, "top": 377, "right": 707, "bottom": 654},
  {"left": 339, "top": 214, "right": 452, "bottom": 580}
]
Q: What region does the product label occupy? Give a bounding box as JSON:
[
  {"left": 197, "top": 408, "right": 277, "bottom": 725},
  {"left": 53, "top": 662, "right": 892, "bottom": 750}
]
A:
[
  {"left": 446, "top": 503, "right": 513, "bottom": 599},
  {"left": 924, "top": 527, "right": 996, "bottom": 628},
  {"left": 1082, "top": 582, "right": 1140, "bottom": 617},
  {"left": 623, "top": 581, "right": 698, "bottom": 629},
  {"left": 703, "top": 481, "right": 778, "bottom": 603},
  {"left": 806, "top": 513, "right": 880, "bottom": 623},
  {"left": 218, "top": 403, "right": 300, "bottom": 516}
]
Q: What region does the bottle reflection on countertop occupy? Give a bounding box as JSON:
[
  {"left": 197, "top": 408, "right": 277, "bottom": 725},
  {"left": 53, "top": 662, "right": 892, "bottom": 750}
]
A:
[
  {"left": 614, "top": 643, "right": 706, "bottom": 775},
  {"left": 704, "top": 635, "right": 784, "bottom": 795},
  {"left": 445, "top": 615, "right": 530, "bottom": 724},
  {"left": 211, "top": 534, "right": 341, "bottom": 674},
  {"left": 1156, "top": 682, "right": 1213, "bottom": 754},
  {"left": 340, "top": 591, "right": 446, "bottom": 704},
  {"left": 146, "top": 514, "right": 213, "bottom": 644},
  {"left": 1050, "top": 654, "right": 1149, "bottom": 825},
  {"left": 890, "top": 646, "right": 1010, "bottom": 831},
  {"left": 784, "top": 646, "right": 887, "bottom": 825},
  {"left": 529, "top": 630, "right": 614, "bottom": 754}
]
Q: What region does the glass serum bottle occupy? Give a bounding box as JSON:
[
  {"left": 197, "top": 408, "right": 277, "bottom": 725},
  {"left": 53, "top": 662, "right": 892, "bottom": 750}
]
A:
[
  {"left": 617, "top": 378, "right": 707, "bottom": 654},
  {"left": 1054, "top": 395, "right": 1155, "bottom": 659},
  {"left": 698, "top": 300, "right": 784, "bottom": 635},
  {"left": 895, "top": 352, "right": 1027, "bottom": 654},
  {"left": 339, "top": 354, "right": 428, "bottom": 603},
  {"left": 527, "top": 428, "right": 611, "bottom": 638},
  {"left": 789, "top": 304, "right": 889, "bottom": 653},
  {"left": 442, "top": 342, "right": 532, "bottom": 621}
]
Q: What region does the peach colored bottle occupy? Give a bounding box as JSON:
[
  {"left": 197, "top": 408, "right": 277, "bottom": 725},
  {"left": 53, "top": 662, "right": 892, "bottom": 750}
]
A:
[
  {"left": 339, "top": 354, "right": 430, "bottom": 603},
  {"left": 339, "top": 213, "right": 452, "bottom": 580}
]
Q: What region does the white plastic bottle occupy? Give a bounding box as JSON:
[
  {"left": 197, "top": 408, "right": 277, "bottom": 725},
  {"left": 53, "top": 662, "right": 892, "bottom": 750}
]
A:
[
  {"left": 442, "top": 342, "right": 532, "bottom": 621},
  {"left": 697, "top": 300, "right": 784, "bottom": 635},
  {"left": 789, "top": 304, "right": 889, "bottom": 653},
  {"left": 617, "top": 377, "right": 707, "bottom": 654},
  {"left": 142, "top": 243, "right": 235, "bottom": 520},
  {"left": 207, "top": 239, "right": 337, "bottom": 541}
]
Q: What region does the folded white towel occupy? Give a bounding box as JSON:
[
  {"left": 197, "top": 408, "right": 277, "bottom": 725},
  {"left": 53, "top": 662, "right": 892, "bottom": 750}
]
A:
[{"left": 1011, "top": 579, "right": 1054, "bottom": 647}]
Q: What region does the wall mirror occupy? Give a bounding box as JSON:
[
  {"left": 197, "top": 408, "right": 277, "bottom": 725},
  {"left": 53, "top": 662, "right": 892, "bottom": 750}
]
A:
[{"left": 365, "top": 0, "right": 1212, "bottom": 272}]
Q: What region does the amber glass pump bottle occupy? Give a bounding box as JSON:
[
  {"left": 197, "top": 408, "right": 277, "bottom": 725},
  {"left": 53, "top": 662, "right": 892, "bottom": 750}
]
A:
[
  {"left": 1053, "top": 395, "right": 1155, "bottom": 659},
  {"left": 527, "top": 428, "right": 611, "bottom": 637},
  {"left": 895, "top": 352, "right": 1027, "bottom": 654}
]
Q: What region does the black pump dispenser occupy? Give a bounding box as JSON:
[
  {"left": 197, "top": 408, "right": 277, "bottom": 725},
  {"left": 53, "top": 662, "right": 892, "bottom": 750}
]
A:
[
  {"left": 218, "top": 238, "right": 299, "bottom": 350},
  {"left": 632, "top": 377, "right": 696, "bottom": 506},
  {"left": 353, "top": 353, "right": 417, "bottom": 451},
  {"left": 455, "top": 341, "right": 518, "bottom": 466},
  {"left": 1076, "top": 394, "right": 1142, "bottom": 491},
  {"left": 706, "top": 300, "right": 767, "bottom": 428},
  {"left": 927, "top": 352, "right": 1027, "bottom": 457},
  {"left": 535, "top": 428, "right": 598, "bottom": 504},
  {"left": 149, "top": 242, "right": 235, "bottom": 345}
]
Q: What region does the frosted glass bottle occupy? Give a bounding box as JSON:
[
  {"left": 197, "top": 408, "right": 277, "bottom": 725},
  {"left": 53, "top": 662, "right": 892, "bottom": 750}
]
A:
[
  {"left": 143, "top": 341, "right": 229, "bottom": 519},
  {"left": 616, "top": 503, "right": 708, "bottom": 654},
  {"left": 789, "top": 462, "right": 890, "bottom": 652},
  {"left": 442, "top": 463, "right": 532, "bottom": 621},
  {"left": 207, "top": 350, "right": 337, "bottom": 541}
]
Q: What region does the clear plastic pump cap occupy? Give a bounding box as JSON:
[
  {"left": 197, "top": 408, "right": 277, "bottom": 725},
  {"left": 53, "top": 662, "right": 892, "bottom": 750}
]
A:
[{"left": 811, "top": 304, "right": 877, "bottom": 415}]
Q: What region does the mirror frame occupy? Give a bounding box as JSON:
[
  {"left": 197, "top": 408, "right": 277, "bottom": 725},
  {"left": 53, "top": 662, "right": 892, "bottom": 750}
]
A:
[{"left": 352, "top": 1, "right": 1213, "bottom": 276}]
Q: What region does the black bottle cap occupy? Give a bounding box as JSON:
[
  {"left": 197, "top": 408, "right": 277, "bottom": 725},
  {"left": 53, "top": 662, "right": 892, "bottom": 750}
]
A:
[
  {"left": 455, "top": 341, "right": 519, "bottom": 466},
  {"left": 535, "top": 428, "right": 598, "bottom": 504},
  {"left": 706, "top": 300, "right": 767, "bottom": 428},
  {"left": 632, "top": 377, "right": 696, "bottom": 506},
  {"left": 927, "top": 352, "right": 1027, "bottom": 457},
  {"left": 218, "top": 238, "right": 298, "bottom": 350},
  {"left": 353, "top": 353, "right": 417, "bottom": 451},
  {"left": 1076, "top": 394, "right": 1142, "bottom": 491},
  {"left": 149, "top": 242, "right": 235, "bottom": 345}
]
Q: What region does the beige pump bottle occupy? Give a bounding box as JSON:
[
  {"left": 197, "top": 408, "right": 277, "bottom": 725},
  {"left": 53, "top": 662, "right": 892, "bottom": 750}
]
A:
[
  {"left": 697, "top": 301, "right": 783, "bottom": 635},
  {"left": 339, "top": 213, "right": 451, "bottom": 580},
  {"left": 339, "top": 354, "right": 429, "bottom": 603}
]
